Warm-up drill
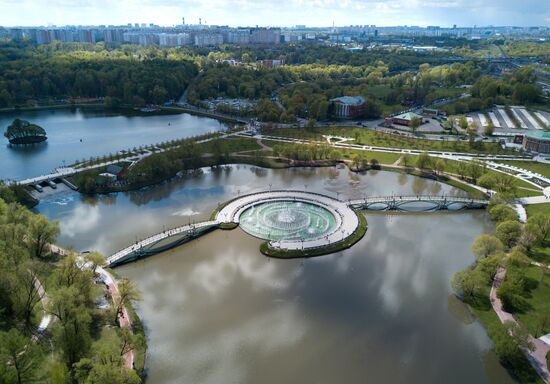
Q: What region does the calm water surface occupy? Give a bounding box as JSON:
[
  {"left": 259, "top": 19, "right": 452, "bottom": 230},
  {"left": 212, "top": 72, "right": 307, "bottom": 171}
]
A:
[
  {"left": 0, "top": 108, "right": 228, "bottom": 180},
  {"left": 36, "top": 166, "right": 516, "bottom": 384}
]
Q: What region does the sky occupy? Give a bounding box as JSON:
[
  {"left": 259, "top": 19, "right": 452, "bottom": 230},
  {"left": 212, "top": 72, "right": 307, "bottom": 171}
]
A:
[{"left": 0, "top": 0, "right": 549, "bottom": 28}]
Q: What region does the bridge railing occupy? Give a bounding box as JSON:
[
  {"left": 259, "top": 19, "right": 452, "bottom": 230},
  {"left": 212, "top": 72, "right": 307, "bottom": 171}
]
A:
[
  {"left": 107, "top": 220, "right": 219, "bottom": 264},
  {"left": 348, "top": 194, "right": 489, "bottom": 206}
]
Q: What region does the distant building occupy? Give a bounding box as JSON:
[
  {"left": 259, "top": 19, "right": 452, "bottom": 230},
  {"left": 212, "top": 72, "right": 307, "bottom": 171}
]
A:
[
  {"left": 250, "top": 28, "right": 280, "bottom": 44},
  {"left": 329, "top": 96, "right": 366, "bottom": 119},
  {"left": 194, "top": 33, "right": 223, "bottom": 46},
  {"left": 78, "top": 29, "right": 95, "bottom": 44},
  {"left": 256, "top": 59, "right": 284, "bottom": 68},
  {"left": 227, "top": 29, "right": 250, "bottom": 44},
  {"left": 421, "top": 108, "right": 439, "bottom": 117},
  {"left": 159, "top": 33, "right": 191, "bottom": 47},
  {"left": 385, "top": 112, "right": 423, "bottom": 126},
  {"left": 523, "top": 131, "right": 550, "bottom": 154}
]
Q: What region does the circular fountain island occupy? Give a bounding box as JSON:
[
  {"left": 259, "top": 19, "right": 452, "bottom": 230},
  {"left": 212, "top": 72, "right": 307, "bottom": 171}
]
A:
[{"left": 215, "top": 191, "right": 367, "bottom": 258}]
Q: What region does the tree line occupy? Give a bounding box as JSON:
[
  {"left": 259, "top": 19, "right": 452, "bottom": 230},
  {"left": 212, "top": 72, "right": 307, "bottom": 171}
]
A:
[{"left": 0, "top": 41, "right": 198, "bottom": 107}]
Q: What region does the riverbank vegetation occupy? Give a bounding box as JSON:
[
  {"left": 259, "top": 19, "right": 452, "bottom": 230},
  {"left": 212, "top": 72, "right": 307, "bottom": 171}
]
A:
[
  {"left": 452, "top": 194, "right": 550, "bottom": 383},
  {"left": 0, "top": 196, "right": 145, "bottom": 383}
]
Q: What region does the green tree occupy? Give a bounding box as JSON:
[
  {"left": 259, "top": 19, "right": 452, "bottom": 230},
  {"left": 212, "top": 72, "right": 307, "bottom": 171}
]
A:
[
  {"left": 84, "top": 252, "right": 106, "bottom": 276},
  {"left": 0, "top": 329, "right": 42, "bottom": 384},
  {"left": 504, "top": 321, "right": 534, "bottom": 352},
  {"left": 451, "top": 268, "right": 486, "bottom": 303},
  {"left": 416, "top": 152, "right": 432, "bottom": 170},
  {"left": 27, "top": 214, "right": 59, "bottom": 259},
  {"left": 409, "top": 117, "right": 421, "bottom": 133},
  {"left": 496, "top": 220, "right": 522, "bottom": 248},
  {"left": 467, "top": 163, "right": 484, "bottom": 183},
  {"left": 488, "top": 204, "right": 517, "bottom": 223},
  {"left": 112, "top": 278, "right": 141, "bottom": 325},
  {"left": 526, "top": 214, "right": 550, "bottom": 243},
  {"left": 434, "top": 158, "right": 446, "bottom": 175},
  {"left": 49, "top": 286, "right": 93, "bottom": 370},
  {"left": 471, "top": 234, "right": 504, "bottom": 259}
]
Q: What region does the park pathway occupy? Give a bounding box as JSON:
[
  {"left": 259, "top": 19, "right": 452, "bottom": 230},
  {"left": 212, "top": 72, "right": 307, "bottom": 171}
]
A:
[
  {"left": 49, "top": 244, "right": 135, "bottom": 370},
  {"left": 97, "top": 265, "right": 135, "bottom": 370},
  {"left": 490, "top": 267, "right": 550, "bottom": 383}
]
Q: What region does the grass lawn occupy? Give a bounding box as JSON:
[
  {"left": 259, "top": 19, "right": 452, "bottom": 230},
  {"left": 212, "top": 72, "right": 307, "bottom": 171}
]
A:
[
  {"left": 260, "top": 139, "right": 404, "bottom": 165},
  {"left": 261, "top": 126, "right": 513, "bottom": 154},
  {"left": 341, "top": 148, "right": 403, "bottom": 165},
  {"left": 468, "top": 287, "right": 544, "bottom": 383},
  {"left": 497, "top": 161, "right": 550, "bottom": 179},
  {"left": 199, "top": 137, "right": 262, "bottom": 153},
  {"left": 526, "top": 203, "right": 550, "bottom": 216},
  {"left": 515, "top": 266, "right": 550, "bottom": 337}
]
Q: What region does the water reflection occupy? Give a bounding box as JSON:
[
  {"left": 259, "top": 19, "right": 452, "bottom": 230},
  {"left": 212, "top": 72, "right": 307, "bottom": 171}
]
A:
[
  {"left": 35, "top": 165, "right": 512, "bottom": 384},
  {"left": 0, "top": 108, "right": 228, "bottom": 180}
]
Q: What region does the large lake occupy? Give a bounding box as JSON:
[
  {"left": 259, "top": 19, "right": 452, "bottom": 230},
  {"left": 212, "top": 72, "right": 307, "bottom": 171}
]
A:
[
  {"left": 36, "top": 165, "right": 516, "bottom": 384},
  {"left": 0, "top": 107, "right": 228, "bottom": 181}
]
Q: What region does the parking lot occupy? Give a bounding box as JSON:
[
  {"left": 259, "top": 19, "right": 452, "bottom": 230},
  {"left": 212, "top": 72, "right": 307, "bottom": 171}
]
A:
[{"left": 467, "top": 106, "right": 550, "bottom": 134}]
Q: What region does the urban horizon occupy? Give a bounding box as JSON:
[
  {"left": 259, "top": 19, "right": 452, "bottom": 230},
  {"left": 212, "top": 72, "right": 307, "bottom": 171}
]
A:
[{"left": 1, "top": 0, "right": 549, "bottom": 29}]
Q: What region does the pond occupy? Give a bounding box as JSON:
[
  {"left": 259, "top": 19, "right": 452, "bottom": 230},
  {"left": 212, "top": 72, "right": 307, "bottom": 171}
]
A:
[
  {"left": 36, "top": 165, "right": 515, "bottom": 384},
  {"left": 0, "top": 107, "right": 229, "bottom": 180}
]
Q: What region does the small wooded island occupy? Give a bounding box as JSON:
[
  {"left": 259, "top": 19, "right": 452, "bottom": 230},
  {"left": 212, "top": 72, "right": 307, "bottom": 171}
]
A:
[{"left": 4, "top": 118, "right": 47, "bottom": 144}]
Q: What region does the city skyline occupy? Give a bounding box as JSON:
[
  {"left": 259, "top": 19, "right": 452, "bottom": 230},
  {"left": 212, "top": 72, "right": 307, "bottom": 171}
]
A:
[{"left": 0, "top": 0, "right": 549, "bottom": 28}]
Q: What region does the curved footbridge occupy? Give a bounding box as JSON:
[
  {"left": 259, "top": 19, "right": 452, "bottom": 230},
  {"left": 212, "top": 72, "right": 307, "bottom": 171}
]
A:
[
  {"left": 108, "top": 220, "right": 219, "bottom": 267},
  {"left": 349, "top": 195, "right": 489, "bottom": 211},
  {"left": 107, "top": 191, "right": 489, "bottom": 267}
]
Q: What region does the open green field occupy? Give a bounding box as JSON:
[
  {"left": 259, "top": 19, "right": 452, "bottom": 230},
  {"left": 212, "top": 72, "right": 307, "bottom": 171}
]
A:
[
  {"left": 515, "top": 266, "right": 550, "bottom": 337},
  {"left": 469, "top": 286, "right": 543, "bottom": 383},
  {"left": 497, "top": 161, "right": 550, "bottom": 179},
  {"left": 260, "top": 139, "right": 404, "bottom": 165},
  {"left": 261, "top": 127, "right": 513, "bottom": 154},
  {"left": 526, "top": 203, "right": 550, "bottom": 264},
  {"left": 526, "top": 203, "right": 550, "bottom": 216}
]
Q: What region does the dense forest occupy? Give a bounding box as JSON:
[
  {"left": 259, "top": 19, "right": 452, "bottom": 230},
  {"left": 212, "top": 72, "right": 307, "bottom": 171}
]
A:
[
  {"left": 0, "top": 40, "right": 546, "bottom": 121},
  {"left": 0, "top": 185, "right": 144, "bottom": 383},
  {"left": 0, "top": 41, "right": 198, "bottom": 107},
  {"left": 441, "top": 66, "right": 543, "bottom": 115},
  {"left": 188, "top": 59, "right": 485, "bottom": 121}
]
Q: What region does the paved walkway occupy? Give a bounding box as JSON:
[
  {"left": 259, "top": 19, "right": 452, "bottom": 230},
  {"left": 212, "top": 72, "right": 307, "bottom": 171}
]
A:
[
  {"left": 50, "top": 244, "right": 136, "bottom": 370},
  {"left": 32, "top": 273, "right": 51, "bottom": 341},
  {"left": 107, "top": 220, "right": 219, "bottom": 266},
  {"left": 97, "top": 265, "right": 134, "bottom": 370},
  {"left": 490, "top": 267, "right": 550, "bottom": 383},
  {"left": 487, "top": 161, "right": 549, "bottom": 191},
  {"left": 250, "top": 133, "right": 533, "bottom": 162},
  {"left": 519, "top": 195, "right": 550, "bottom": 205}
]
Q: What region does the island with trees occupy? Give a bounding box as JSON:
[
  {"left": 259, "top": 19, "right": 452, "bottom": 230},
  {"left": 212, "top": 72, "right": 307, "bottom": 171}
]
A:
[{"left": 4, "top": 118, "right": 47, "bottom": 144}]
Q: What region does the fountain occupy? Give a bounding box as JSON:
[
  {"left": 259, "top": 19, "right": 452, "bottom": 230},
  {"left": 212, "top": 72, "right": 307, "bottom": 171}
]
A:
[{"left": 239, "top": 200, "right": 337, "bottom": 241}]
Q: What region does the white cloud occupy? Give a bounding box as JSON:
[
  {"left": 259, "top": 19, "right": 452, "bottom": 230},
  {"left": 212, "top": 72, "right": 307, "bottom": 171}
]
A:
[{"left": 0, "top": 0, "right": 548, "bottom": 27}]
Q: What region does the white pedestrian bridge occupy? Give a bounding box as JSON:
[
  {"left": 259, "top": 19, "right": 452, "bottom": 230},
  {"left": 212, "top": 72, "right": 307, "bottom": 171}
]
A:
[{"left": 106, "top": 190, "right": 488, "bottom": 267}]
